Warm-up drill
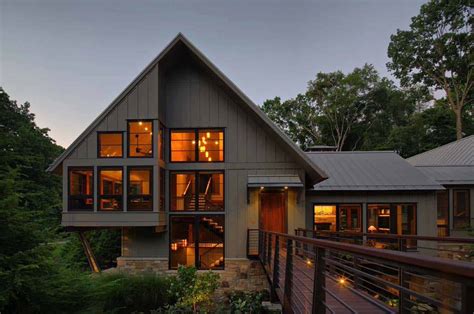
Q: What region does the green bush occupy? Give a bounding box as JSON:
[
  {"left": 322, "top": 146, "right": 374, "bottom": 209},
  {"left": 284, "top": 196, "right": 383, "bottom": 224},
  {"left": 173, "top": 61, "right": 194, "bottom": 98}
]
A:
[
  {"left": 89, "top": 272, "right": 173, "bottom": 313},
  {"left": 228, "top": 290, "right": 266, "bottom": 313}
]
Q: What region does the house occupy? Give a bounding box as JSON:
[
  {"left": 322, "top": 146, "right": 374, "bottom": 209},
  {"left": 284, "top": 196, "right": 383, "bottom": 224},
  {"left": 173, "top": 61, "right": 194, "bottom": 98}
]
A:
[
  {"left": 306, "top": 151, "right": 443, "bottom": 240},
  {"left": 408, "top": 135, "right": 474, "bottom": 236},
  {"left": 47, "top": 34, "right": 446, "bottom": 281}
]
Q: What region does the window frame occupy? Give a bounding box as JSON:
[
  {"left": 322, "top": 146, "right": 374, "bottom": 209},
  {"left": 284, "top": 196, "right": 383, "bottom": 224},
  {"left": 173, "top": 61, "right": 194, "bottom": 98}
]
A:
[
  {"left": 160, "top": 167, "right": 166, "bottom": 212},
  {"left": 127, "top": 166, "right": 153, "bottom": 211},
  {"left": 127, "top": 119, "right": 154, "bottom": 158},
  {"left": 312, "top": 203, "right": 362, "bottom": 232},
  {"left": 169, "top": 128, "right": 225, "bottom": 163},
  {"left": 168, "top": 214, "right": 225, "bottom": 270},
  {"left": 366, "top": 203, "right": 417, "bottom": 235},
  {"left": 169, "top": 170, "right": 225, "bottom": 212},
  {"left": 159, "top": 123, "right": 165, "bottom": 161},
  {"left": 436, "top": 190, "right": 450, "bottom": 236},
  {"left": 453, "top": 189, "right": 471, "bottom": 230},
  {"left": 97, "top": 166, "right": 124, "bottom": 211},
  {"left": 68, "top": 167, "right": 94, "bottom": 211},
  {"left": 97, "top": 131, "right": 124, "bottom": 159}
]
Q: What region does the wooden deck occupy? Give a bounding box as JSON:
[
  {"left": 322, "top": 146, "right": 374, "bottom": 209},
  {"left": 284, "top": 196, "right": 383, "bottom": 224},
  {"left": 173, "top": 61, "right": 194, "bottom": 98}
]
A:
[{"left": 266, "top": 248, "right": 393, "bottom": 313}]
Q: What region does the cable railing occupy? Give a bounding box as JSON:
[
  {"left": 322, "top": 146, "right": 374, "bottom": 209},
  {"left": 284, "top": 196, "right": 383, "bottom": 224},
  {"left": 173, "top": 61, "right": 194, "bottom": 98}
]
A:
[
  {"left": 248, "top": 228, "right": 474, "bottom": 313},
  {"left": 295, "top": 228, "right": 474, "bottom": 261}
]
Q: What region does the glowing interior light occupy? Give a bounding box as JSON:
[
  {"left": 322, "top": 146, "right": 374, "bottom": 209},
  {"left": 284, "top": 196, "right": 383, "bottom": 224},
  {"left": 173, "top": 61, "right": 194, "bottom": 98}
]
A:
[
  {"left": 139, "top": 121, "right": 143, "bottom": 125},
  {"left": 306, "top": 259, "right": 312, "bottom": 266},
  {"left": 215, "top": 141, "right": 219, "bottom": 145},
  {"left": 208, "top": 157, "right": 212, "bottom": 162},
  {"left": 192, "top": 140, "right": 196, "bottom": 145},
  {"left": 198, "top": 140, "right": 201, "bottom": 146},
  {"left": 200, "top": 146, "right": 205, "bottom": 152},
  {"left": 260, "top": 186, "right": 264, "bottom": 190},
  {"left": 149, "top": 132, "right": 152, "bottom": 135},
  {"left": 171, "top": 243, "right": 178, "bottom": 251},
  {"left": 144, "top": 127, "right": 148, "bottom": 131},
  {"left": 206, "top": 132, "right": 211, "bottom": 138},
  {"left": 205, "top": 151, "right": 209, "bottom": 158},
  {"left": 339, "top": 278, "right": 346, "bottom": 285},
  {"left": 284, "top": 186, "right": 288, "bottom": 190}
]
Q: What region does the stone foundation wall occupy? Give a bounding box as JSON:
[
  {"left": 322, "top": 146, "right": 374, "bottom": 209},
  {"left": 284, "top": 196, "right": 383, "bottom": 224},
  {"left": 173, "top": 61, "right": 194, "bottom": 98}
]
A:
[{"left": 116, "top": 257, "right": 269, "bottom": 296}]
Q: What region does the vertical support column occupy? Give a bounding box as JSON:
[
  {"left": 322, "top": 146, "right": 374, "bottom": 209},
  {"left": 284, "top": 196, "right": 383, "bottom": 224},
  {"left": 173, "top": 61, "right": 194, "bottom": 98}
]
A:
[
  {"left": 283, "top": 239, "right": 293, "bottom": 313},
  {"left": 462, "top": 284, "right": 474, "bottom": 313},
  {"left": 399, "top": 266, "right": 407, "bottom": 313},
  {"left": 271, "top": 235, "right": 280, "bottom": 302},
  {"left": 312, "top": 247, "right": 326, "bottom": 314},
  {"left": 93, "top": 166, "right": 98, "bottom": 212},
  {"left": 123, "top": 166, "right": 127, "bottom": 212}
]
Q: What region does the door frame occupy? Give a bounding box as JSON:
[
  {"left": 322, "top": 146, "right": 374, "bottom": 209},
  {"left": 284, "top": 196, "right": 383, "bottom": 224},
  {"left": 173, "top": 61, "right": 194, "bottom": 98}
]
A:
[{"left": 258, "top": 189, "right": 288, "bottom": 233}]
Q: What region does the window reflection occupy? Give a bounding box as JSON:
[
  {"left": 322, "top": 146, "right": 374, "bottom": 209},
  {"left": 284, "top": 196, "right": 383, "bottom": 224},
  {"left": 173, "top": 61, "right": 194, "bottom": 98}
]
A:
[
  {"left": 129, "top": 121, "right": 153, "bottom": 157},
  {"left": 99, "top": 168, "right": 123, "bottom": 211},
  {"left": 69, "top": 168, "right": 94, "bottom": 210},
  {"left": 98, "top": 132, "right": 123, "bottom": 158},
  {"left": 128, "top": 167, "right": 152, "bottom": 211}
]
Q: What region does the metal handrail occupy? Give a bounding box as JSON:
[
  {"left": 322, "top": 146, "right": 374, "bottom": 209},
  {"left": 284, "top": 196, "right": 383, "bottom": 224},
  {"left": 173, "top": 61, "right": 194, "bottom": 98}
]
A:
[{"left": 252, "top": 228, "right": 474, "bottom": 313}]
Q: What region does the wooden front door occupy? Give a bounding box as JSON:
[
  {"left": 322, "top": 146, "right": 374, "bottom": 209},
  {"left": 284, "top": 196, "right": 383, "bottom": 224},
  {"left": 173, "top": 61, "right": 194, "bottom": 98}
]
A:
[{"left": 260, "top": 191, "right": 287, "bottom": 233}]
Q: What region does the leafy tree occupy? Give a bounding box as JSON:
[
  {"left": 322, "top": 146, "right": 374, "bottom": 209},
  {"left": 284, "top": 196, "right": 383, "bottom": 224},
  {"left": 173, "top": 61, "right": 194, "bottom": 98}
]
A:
[{"left": 387, "top": 0, "right": 473, "bottom": 140}]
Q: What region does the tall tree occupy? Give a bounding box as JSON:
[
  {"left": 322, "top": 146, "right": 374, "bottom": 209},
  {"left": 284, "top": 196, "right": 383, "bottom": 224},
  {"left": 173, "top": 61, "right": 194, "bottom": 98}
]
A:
[{"left": 387, "top": 0, "right": 473, "bottom": 139}]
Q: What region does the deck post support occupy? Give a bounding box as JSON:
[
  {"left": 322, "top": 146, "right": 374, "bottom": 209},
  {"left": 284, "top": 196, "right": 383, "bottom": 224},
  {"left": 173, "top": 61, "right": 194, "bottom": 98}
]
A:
[
  {"left": 78, "top": 231, "right": 100, "bottom": 273},
  {"left": 271, "top": 235, "right": 280, "bottom": 302},
  {"left": 283, "top": 239, "right": 293, "bottom": 313},
  {"left": 267, "top": 233, "right": 272, "bottom": 270},
  {"left": 462, "top": 283, "right": 474, "bottom": 313},
  {"left": 312, "top": 247, "right": 326, "bottom": 314},
  {"left": 398, "top": 266, "right": 407, "bottom": 312}
]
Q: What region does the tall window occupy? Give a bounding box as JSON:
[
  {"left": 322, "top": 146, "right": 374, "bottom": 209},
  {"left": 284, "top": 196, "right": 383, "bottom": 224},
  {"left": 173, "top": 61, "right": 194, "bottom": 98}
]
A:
[
  {"left": 128, "top": 121, "right": 153, "bottom": 157},
  {"left": 98, "top": 167, "right": 123, "bottom": 211},
  {"left": 98, "top": 132, "right": 123, "bottom": 158},
  {"left": 128, "top": 167, "right": 152, "bottom": 211},
  {"left": 437, "top": 190, "right": 449, "bottom": 236},
  {"left": 68, "top": 168, "right": 94, "bottom": 211},
  {"left": 453, "top": 189, "right": 470, "bottom": 229},
  {"left": 160, "top": 168, "right": 165, "bottom": 211},
  {"left": 170, "top": 215, "right": 224, "bottom": 270},
  {"left": 170, "top": 129, "right": 224, "bottom": 162},
  {"left": 313, "top": 204, "right": 361, "bottom": 232},
  {"left": 170, "top": 172, "right": 224, "bottom": 211}
]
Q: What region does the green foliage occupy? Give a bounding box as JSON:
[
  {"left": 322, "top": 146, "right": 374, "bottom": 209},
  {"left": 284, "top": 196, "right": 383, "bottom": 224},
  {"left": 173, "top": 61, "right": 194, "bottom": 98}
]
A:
[
  {"left": 387, "top": 0, "right": 473, "bottom": 139},
  {"left": 60, "top": 229, "right": 121, "bottom": 271},
  {"left": 229, "top": 290, "right": 265, "bottom": 313},
  {"left": 168, "top": 265, "right": 220, "bottom": 312}
]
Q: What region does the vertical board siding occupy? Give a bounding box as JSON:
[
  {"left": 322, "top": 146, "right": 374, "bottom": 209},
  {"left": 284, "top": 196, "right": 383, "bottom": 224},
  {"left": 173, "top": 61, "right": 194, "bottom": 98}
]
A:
[
  {"left": 127, "top": 88, "right": 138, "bottom": 119},
  {"left": 138, "top": 76, "right": 148, "bottom": 118}
]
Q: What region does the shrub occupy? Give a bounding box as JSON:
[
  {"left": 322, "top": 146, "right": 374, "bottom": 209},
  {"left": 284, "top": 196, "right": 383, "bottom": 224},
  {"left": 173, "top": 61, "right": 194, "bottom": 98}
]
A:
[
  {"left": 229, "top": 290, "right": 265, "bottom": 313},
  {"left": 168, "top": 265, "right": 220, "bottom": 312},
  {"left": 89, "top": 272, "right": 173, "bottom": 313}
]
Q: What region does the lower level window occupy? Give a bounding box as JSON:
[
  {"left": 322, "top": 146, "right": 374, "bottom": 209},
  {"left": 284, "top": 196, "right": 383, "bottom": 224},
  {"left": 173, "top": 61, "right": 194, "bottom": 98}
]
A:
[
  {"left": 170, "top": 215, "right": 224, "bottom": 270},
  {"left": 98, "top": 167, "right": 123, "bottom": 211},
  {"left": 313, "top": 204, "right": 361, "bottom": 232},
  {"left": 367, "top": 204, "right": 416, "bottom": 236},
  {"left": 453, "top": 189, "right": 470, "bottom": 229}
]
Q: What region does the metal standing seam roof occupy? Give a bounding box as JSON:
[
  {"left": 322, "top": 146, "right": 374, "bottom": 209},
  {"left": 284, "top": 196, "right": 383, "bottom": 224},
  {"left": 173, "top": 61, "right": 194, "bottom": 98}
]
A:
[
  {"left": 306, "top": 151, "right": 444, "bottom": 191},
  {"left": 247, "top": 175, "right": 304, "bottom": 188},
  {"left": 416, "top": 166, "right": 474, "bottom": 185},
  {"left": 407, "top": 135, "right": 474, "bottom": 166}
]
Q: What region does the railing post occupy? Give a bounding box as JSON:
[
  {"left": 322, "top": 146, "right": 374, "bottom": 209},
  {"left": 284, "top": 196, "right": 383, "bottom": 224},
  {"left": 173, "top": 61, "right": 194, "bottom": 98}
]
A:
[
  {"left": 353, "top": 256, "right": 360, "bottom": 290},
  {"left": 462, "top": 284, "right": 474, "bottom": 313},
  {"left": 267, "top": 233, "right": 272, "bottom": 268},
  {"left": 399, "top": 267, "right": 406, "bottom": 313},
  {"left": 262, "top": 232, "right": 267, "bottom": 264},
  {"left": 283, "top": 239, "right": 293, "bottom": 313},
  {"left": 271, "top": 235, "right": 280, "bottom": 302},
  {"left": 312, "top": 247, "right": 326, "bottom": 314}
]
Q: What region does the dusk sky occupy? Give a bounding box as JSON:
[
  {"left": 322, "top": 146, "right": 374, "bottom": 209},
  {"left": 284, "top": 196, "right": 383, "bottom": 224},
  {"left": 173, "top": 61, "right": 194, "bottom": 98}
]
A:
[{"left": 1, "top": 0, "right": 426, "bottom": 148}]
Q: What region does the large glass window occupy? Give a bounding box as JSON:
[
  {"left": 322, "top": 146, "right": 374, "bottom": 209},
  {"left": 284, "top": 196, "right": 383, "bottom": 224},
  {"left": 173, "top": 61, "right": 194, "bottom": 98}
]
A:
[
  {"left": 437, "top": 190, "right": 449, "bottom": 236},
  {"left": 367, "top": 204, "right": 417, "bottom": 235},
  {"left": 170, "top": 129, "right": 224, "bottom": 162},
  {"left": 160, "top": 168, "right": 165, "bottom": 211},
  {"left": 453, "top": 189, "right": 470, "bottom": 229},
  {"left": 170, "top": 172, "right": 224, "bottom": 211},
  {"left": 98, "top": 168, "right": 123, "bottom": 211},
  {"left": 313, "top": 204, "right": 361, "bottom": 232},
  {"left": 170, "top": 215, "right": 224, "bottom": 270},
  {"left": 128, "top": 121, "right": 153, "bottom": 157},
  {"left": 171, "top": 130, "right": 195, "bottom": 162},
  {"left": 128, "top": 167, "right": 152, "bottom": 211},
  {"left": 98, "top": 132, "right": 123, "bottom": 158},
  {"left": 68, "top": 168, "right": 94, "bottom": 211}
]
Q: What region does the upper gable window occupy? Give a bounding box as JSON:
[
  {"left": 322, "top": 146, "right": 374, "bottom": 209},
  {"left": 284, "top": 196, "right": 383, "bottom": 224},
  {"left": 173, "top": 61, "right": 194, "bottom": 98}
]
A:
[
  {"left": 170, "top": 129, "right": 224, "bottom": 162},
  {"left": 98, "top": 132, "right": 123, "bottom": 158},
  {"left": 128, "top": 121, "right": 153, "bottom": 158}
]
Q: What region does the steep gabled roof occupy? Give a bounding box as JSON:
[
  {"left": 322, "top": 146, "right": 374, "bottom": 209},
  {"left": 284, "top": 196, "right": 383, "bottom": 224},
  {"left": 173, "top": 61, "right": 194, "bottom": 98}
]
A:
[
  {"left": 47, "top": 33, "right": 327, "bottom": 184},
  {"left": 407, "top": 135, "right": 474, "bottom": 166},
  {"left": 306, "top": 151, "right": 443, "bottom": 191}
]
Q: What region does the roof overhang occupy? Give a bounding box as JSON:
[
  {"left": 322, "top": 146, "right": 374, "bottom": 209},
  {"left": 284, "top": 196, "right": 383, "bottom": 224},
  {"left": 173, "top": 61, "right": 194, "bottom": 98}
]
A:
[{"left": 248, "top": 175, "right": 304, "bottom": 188}]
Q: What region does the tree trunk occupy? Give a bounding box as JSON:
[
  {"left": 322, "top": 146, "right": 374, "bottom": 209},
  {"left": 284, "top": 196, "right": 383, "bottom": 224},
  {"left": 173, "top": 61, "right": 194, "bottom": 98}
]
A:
[{"left": 454, "top": 107, "right": 463, "bottom": 140}]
